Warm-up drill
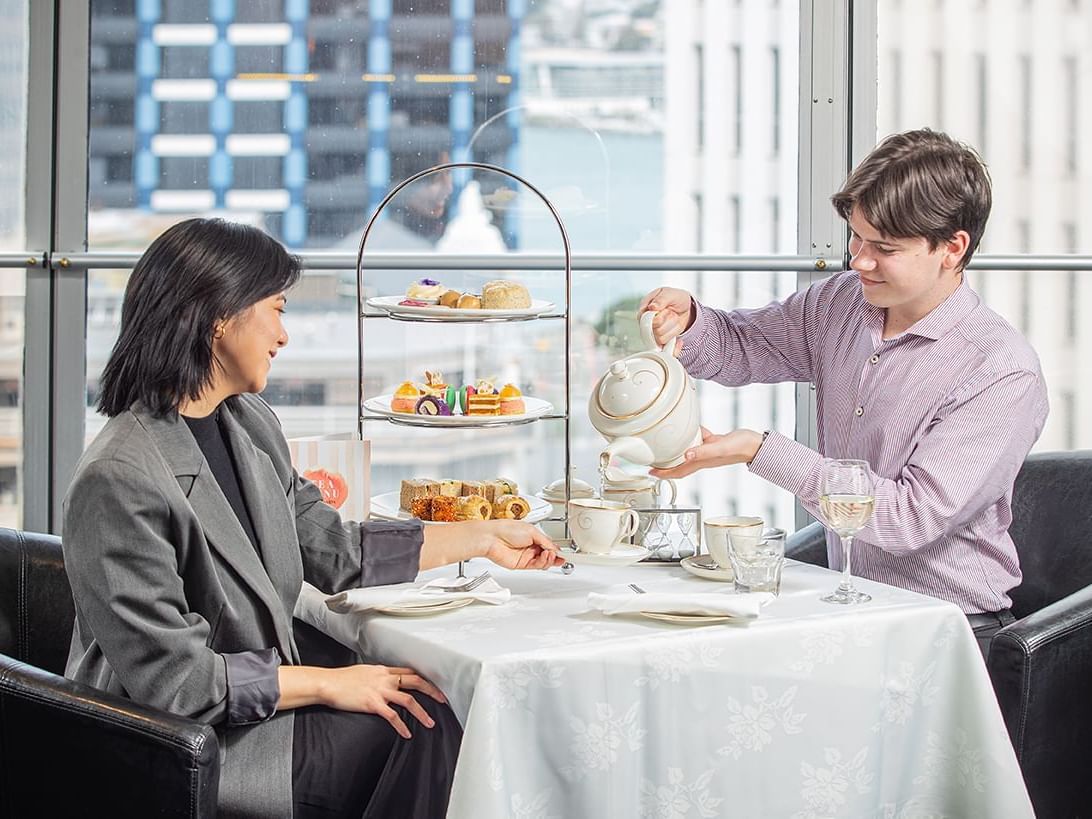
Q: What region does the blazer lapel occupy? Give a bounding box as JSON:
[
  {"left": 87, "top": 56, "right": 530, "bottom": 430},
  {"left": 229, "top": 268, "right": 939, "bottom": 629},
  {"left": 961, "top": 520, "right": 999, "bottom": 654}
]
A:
[{"left": 135, "top": 405, "right": 295, "bottom": 657}]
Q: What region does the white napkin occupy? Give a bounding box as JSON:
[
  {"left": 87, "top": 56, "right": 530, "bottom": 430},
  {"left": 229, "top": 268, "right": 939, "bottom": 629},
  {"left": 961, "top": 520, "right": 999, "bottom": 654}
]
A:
[
  {"left": 587, "top": 588, "right": 772, "bottom": 619},
  {"left": 326, "top": 575, "right": 511, "bottom": 613}
]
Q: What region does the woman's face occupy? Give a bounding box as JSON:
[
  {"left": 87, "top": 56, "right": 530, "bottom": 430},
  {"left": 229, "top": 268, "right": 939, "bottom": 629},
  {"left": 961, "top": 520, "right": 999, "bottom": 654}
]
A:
[{"left": 213, "top": 293, "right": 289, "bottom": 396}]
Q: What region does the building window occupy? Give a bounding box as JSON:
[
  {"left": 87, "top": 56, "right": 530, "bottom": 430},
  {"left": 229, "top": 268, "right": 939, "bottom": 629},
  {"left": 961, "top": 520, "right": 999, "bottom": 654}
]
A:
[
  {"left": 160, "top": 156, "right": 209, "bottom": 189},
  {"left": 160, "top": 101, "right": 209, "bottom": 135}
]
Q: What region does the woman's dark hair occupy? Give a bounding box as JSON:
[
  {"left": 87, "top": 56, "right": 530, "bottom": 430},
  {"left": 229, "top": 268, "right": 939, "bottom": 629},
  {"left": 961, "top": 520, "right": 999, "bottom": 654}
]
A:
[{"left": 97, "top": 218, "right": 301, "bottom": 418}]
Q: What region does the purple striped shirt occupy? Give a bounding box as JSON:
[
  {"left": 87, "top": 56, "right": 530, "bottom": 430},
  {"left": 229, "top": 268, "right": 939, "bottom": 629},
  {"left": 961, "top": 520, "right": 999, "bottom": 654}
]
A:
[{"left": 679, "top": 271, "right": 1049, "bottom": 613}]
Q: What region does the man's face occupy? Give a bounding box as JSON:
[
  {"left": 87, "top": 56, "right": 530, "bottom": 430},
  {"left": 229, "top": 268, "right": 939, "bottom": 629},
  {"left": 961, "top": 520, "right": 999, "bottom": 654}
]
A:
[{"left": 847, "top": 207, "right": 964, "bottom": 322}]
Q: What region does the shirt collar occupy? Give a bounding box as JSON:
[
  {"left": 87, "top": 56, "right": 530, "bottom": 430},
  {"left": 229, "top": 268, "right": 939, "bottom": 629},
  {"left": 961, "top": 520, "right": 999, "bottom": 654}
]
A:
[{"left": 903, "top": 279, "right": 980, "bottom": 340}]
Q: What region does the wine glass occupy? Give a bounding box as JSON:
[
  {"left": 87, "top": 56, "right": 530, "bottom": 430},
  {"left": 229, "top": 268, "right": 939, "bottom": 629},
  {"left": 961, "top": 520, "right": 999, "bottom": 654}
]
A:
[{"left": 818, "top": 459, "right": 875, "bottom": 604}]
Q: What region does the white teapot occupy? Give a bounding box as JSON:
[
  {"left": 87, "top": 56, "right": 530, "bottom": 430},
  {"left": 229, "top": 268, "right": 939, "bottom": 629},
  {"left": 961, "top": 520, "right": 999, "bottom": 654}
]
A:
[{"left": 588, "top": 311, "right": 702, "bottom": 469}]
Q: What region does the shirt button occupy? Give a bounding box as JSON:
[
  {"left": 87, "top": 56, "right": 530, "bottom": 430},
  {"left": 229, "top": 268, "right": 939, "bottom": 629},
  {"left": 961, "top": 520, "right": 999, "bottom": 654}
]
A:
[
  {"left": 869, "top": 354, "right": 879, "bottom": 364},
  {"left": 855, "top": 406, "right": 864, "bottom": 417}
]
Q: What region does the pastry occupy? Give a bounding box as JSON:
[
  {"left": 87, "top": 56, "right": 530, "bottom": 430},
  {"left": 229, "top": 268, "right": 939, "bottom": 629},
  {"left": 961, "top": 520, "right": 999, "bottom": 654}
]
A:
[
  {"left": 492, "top": 494, "right": 530, "bottom": 520},
  {"left": 438, "top": 479, "right": 462, "bottom": 497},
  {"left": 455, "top": 494, "right": 492, "bottom": 521},
  {"left": 459, "top": 384, "right": 475, "bottom": 414},
  {"left": 414, "top": 395, "right": 452, "bottom": 416},
  {"left": 400, "top": 478, "right": 439, "bottom": 511},
  {"left": 466, "top": 392, "right": 500, "bottom": 415},
  {"left": 498, "top": 383, "right": 525, "bottom": 415},
  {"left": 493, "top": 477, "right": 519, "bottom": 495},
  {"left": 397, "top": 298, "right": 431, "bottom": 307},
  {"left": 438, "top": 289, "right": 461, "bottom": 308},
  {"left": 445, "top": 386, "right": 457, "bottom": 410},
  {"left": 430, "top": 495, "right": 459, "bottom": 522},
  {"left": 456, "top": 293, "right": 482, "bottom": 309},
  {"left": 481, "top": 280, "right": 531, "bottom": 309},
  {"left": 409, "top": 496, "right": 433, "bottom": 521},
  {"left": 461, "top": 480, "right": 486, "bottom": 497},
  {"left": 405, "top": 278, "right": 444, "bottom": 302},
  {"left": 422, "top": 370, "right": 448, "bottom": 398},
  {"left": 391, "top": 381, "right": 423, "bottom": 413}
]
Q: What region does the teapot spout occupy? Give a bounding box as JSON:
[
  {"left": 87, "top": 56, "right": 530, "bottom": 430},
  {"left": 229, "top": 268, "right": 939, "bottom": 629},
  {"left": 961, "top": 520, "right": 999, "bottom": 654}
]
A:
[{"left": 602, "top": 436, "right": 656, "bottom": 467}]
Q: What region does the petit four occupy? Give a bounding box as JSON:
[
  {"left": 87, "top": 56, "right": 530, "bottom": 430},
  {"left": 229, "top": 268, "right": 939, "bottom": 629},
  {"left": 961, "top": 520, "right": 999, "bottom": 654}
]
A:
[
  {"left": 414, "top": 395, "right": 452, "bottom": 416},
  {"left": 438, "top": 289, "right": 461, "bottom": 308},
  {"left": 406, "top": 278, "right": 445, "bottom": 302},
  {"left": 466, "top": 392, "right": 500, "bottom": 415},
  {"left": 422, "top": 370, "right": 448, "bottom": 398},
  {"left": 391, "top": 381, "right": 424, "bottom": 413},
  {"left": 492, "top": 494, "right": 530, "bottom": 520},
  {"left": 481, "top": 280, "right": 531, "bottom": 309},
  {"left": 498, "top": 383, "right": 525, "bottom": 415},
  {"left": 456, "top": 293, "right": 482, "bottom": 310}
]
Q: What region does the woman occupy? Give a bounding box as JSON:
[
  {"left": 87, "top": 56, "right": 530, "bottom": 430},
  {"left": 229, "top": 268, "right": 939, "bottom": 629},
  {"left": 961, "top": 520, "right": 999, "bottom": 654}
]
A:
[{"left": 63, "top": 218, "right": 563, "bottom": 818}]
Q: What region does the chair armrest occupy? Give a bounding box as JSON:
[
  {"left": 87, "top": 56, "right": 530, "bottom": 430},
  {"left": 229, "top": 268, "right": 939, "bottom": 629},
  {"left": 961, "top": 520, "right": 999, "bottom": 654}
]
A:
[
  {"left": 0, "top": 654, "right": 220, "bottom": 818},
  {"left": 785, "top": 521, "right": 828, "bottom": 567},
  {"left": 987, "top": 584, "right": 1092, "bottom": 819}
]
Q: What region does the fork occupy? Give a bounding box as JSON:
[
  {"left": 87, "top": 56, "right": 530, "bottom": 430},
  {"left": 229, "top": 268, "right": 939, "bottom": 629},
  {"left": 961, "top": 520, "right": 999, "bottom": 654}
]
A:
[
  {"left": 628, "top": 583, "right": 646, "bottom": 594},
  {"left": 432, "top": 571, "right": 492, "bottom": 593}
]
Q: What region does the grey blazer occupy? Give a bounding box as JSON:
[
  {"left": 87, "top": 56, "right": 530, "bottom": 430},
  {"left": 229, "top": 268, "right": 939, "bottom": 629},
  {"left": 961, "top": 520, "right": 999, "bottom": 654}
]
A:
[{"left": 63, "top": 394, "right": 422, "bottom": 817}]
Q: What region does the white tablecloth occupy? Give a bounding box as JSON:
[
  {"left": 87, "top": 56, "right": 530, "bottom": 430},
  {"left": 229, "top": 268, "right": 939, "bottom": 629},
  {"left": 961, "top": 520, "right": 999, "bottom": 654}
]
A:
[{"left": 297, "top": 560, "right": 1034, "bottom": 819}]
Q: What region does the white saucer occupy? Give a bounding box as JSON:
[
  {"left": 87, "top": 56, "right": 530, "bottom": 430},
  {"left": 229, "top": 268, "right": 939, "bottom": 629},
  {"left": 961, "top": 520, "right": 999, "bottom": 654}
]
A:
[
  {"left": 680, "top": 555, "right": 735, "bottom": 582},
  {"left": 640, "top": 611, "right": 733, "bottom": 625},
  {"left": 374, "top": 598, "right": 475, "bottom": 617},
  {"left": 560, "top": 545, "right": 651, "bottom": 567}
]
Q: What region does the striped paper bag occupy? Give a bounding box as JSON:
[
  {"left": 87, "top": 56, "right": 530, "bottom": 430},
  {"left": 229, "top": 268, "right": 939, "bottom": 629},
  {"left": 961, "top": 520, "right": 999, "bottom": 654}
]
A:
[{"left": 288, "top": 435, "right": 371, "bottom": 523}]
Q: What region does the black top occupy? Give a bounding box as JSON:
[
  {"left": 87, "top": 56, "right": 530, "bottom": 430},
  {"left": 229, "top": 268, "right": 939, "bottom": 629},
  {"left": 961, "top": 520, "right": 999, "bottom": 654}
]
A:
[{"left": 182, "top": 408, "right": 261, "bottom": 554}]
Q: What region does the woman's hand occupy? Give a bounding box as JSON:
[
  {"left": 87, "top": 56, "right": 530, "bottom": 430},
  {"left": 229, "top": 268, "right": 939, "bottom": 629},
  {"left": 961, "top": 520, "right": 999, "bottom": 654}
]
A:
[
  {"left": 649, "top": 426, "right": 765, "bottom": 480},
  {"left": 279, "top": 664, "right": 446, "bottom": 739},
  {"left": 638, "top": 287, "right": 697, "bottom": 355},
  {"left": 420, "top": 519, "right": 564, "bottom": 571}
]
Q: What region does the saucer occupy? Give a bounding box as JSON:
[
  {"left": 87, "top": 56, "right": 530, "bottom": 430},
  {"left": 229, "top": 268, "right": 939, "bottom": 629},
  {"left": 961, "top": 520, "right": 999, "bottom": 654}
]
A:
[
  {"left": 374, "top": 598, "right": 475, "bottom": 617},
  {"left": 560, "top": 544, "right": 651, "bottom": 567},
  {"left": 640, "top": 611, "right": 734, "bottom": 625},
  {"left": 680, "top": 555, "right": 735, "bottom": 582}
]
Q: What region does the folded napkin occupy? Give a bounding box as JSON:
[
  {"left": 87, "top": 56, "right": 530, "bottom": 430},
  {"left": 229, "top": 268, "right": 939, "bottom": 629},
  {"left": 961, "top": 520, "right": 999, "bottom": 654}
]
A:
[
  {"left": 326, "top": 575, "right": 511, "bottom": 613},
  {"left": 587, "top": 588, "right": 772, "bottom": 619}
]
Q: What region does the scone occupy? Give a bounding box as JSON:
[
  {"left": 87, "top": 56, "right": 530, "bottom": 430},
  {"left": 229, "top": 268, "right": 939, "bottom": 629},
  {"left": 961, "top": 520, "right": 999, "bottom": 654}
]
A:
[
  {"left": 456, "top": 293, "right": 482, "bottom": 309},
  {"left": 481, "top": 280, "right": 531, "bottom": 309}
]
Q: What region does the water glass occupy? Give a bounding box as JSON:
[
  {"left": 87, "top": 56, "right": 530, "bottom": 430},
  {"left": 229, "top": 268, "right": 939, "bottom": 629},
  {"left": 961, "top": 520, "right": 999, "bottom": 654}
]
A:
[{"left": 729, "top": 527, "right": 785, "bottom": 594}]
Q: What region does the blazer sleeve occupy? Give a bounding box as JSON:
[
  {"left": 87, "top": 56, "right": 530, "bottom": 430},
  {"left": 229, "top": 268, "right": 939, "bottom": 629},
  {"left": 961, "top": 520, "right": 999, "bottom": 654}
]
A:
[
  {"left": 63, "top": 457, "right": 233, "bottom": 724},
  {"left": 291, "top": 467, "right": 424, "bottom": 592}
]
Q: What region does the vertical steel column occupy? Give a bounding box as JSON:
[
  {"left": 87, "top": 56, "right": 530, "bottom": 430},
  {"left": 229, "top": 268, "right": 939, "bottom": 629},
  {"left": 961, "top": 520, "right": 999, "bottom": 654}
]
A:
[
  {"left": 450, "top": 0, "right": 474, "bottom": 193},
  {"left": 503, "top": 0, "right": 524, "bottom": 246},
  {"left": 366, "top": 0, "right": 392, "bottom": 215},
  {"left": 134, "top": 0, "right": 158, "bottom": 209},
  {"left": 209, "top": 0, "right": 235, "bottom": 210},
  {"left": 283, "top": 0, "right": 309, "bottom": 247}
]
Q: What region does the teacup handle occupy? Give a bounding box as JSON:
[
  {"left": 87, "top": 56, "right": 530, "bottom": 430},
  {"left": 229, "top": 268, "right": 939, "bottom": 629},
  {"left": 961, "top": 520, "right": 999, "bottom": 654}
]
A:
[
  {"left": 617, "top": 509, "right": 641, "bottom": 542},
  {"left": 654, "top": 477, "right": 678, "bottom": 506},
  {"left": 639, "top": 310, "right": 666, "bottom": 353}
]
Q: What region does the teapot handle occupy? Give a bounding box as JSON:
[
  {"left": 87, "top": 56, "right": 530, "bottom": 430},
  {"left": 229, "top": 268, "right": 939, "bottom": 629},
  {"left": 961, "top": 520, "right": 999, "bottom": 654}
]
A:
[{"left": 639, "top": 310, "right": 665, "bottom": 353}]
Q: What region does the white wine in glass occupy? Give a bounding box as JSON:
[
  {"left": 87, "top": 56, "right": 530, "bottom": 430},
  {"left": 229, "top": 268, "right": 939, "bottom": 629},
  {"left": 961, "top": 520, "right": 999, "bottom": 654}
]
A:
[{"left": 818, "top": 459, "right": 875, "bottom": 604}]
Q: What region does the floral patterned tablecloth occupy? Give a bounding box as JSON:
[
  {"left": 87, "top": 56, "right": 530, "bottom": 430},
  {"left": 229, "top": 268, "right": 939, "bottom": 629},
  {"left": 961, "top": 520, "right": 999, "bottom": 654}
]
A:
[{"left": 297, "top": 560, "right": 1034, "bottom": 819}]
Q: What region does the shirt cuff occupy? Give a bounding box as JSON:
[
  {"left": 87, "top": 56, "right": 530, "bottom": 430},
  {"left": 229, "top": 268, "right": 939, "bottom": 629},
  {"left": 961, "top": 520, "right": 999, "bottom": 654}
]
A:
[
  {"left": 224, "top": 647, "right": 281, "bottom": 726},
  {"left": 677, "top": 300, "right": 712, "bottom": 370},
  {"left": 359, "top": 518, "right": 425, "bottom": 587},
  {"left": 747, "top": 430, "right": 824, "bottom": 497}
]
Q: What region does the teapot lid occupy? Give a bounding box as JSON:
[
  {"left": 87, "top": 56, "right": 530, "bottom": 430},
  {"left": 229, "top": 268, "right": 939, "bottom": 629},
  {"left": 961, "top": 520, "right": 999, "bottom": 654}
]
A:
[
  {"left": 593, "top": 354, "right": 668, "bottom": 419},
  {"left": 539, "top": 471, "right": 596, "bottom": 501}
]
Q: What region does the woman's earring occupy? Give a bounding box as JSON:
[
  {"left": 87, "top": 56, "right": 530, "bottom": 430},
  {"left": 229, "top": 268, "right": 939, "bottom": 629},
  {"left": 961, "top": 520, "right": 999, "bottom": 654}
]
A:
[{"left": 213, "top": 324, "right": 225, "bottom": 340}]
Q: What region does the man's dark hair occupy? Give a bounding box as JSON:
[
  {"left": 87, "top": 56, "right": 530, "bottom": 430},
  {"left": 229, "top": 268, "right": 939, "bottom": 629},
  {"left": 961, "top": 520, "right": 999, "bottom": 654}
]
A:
[
  {"left": 831, "top": 128, "right": 992, "bottom": 270},
  {"left": 97, "top": 218, "right": 301, "bottom": 418}
]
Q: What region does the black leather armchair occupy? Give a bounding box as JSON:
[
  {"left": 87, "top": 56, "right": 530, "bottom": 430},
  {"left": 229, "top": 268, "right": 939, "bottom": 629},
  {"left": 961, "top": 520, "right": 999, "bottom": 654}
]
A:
[
  {"left": 784, "top": 451, "right": 1092, "bottom": 819},
  {"left": 0, "top": 527, "right": 220, "bottom": 818}
]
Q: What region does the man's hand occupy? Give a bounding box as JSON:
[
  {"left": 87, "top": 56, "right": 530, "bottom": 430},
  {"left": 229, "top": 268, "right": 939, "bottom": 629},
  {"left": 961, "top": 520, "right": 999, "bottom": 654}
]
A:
[
  {"left": 638, "top": 287, "right": 697, "bottom": 356},
  {"left": 649, "top": 427, "right": 765, "bottom": 479}
]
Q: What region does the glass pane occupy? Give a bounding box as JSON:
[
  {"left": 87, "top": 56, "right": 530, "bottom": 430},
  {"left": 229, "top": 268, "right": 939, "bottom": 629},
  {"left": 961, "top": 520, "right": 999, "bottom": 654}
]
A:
[
  {"left": 86, "top": 0, "right": 803, "bottom": 533},
  {"left": 876, "top": 2, "right": 1092, "bottom": 451}
]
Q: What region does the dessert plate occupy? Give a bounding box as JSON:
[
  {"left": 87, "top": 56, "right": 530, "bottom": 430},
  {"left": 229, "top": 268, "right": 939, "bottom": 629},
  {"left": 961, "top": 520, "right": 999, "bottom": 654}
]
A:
[
  {"left": 374, "top": 598, "right": 475, "bottom": 617},
  {"left": 364, "top": 395, "right": 553, "bottom": 425},
  {"left": 680, "top": 555, "right": 735, "bottom": 582},
  {"left": 366, "top": 296, "right": 556, "bottom": 320},
  {"left": 559, "top": 544, "right": 651, "bottom": 567},
  {"left": 639, "top": 610, "right": 734, "bottom": 625},
  {"left": 370, "top": 491, "right": 551, "bottom": 525}
]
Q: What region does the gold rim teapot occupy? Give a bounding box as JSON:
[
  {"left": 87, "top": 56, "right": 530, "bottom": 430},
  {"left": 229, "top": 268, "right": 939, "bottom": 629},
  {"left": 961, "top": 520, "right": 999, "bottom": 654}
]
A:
[{"left": 588, "top": 311, "right": 702, "bottom": 469}]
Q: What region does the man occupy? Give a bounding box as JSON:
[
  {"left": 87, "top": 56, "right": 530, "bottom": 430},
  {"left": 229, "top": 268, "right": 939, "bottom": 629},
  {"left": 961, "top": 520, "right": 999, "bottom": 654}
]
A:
[{"left": 641, "top": 129, "right": 1048, "bottom": 654}]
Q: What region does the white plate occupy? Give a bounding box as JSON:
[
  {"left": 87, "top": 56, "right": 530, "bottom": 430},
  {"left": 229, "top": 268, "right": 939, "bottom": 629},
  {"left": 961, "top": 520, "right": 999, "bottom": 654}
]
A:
[
  {"left": 366, "top": 296, "right": 556, "bottom": 320},
  {"left": 639, "top": 610, "right": 734, "bottom": 625},
  {"left": 680, "top": 555, "right": 735, "bottom": 582},
  {"left": 364, "top": 395, "right": 553, "bottom": 426},
  {"left": 374, "top": 598, "right": 475, "bottom": 617},
  {"left": 370, "top": 490, "right": 551, "bottom": 525},
  {"left": 559, "top": 544, "right": 651, "bottom": 567}
]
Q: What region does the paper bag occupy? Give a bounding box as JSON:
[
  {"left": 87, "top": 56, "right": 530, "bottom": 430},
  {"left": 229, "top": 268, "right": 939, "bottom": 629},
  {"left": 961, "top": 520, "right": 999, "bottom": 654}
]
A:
[{"left": 288, "top": 434, "right": 371, "bottom": 522}]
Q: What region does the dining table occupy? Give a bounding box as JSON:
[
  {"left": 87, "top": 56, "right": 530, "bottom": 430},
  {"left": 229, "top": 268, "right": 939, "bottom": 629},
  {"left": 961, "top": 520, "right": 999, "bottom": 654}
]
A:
[{"left": 296, "top": 558, "right": 1035, "bottom": 819}]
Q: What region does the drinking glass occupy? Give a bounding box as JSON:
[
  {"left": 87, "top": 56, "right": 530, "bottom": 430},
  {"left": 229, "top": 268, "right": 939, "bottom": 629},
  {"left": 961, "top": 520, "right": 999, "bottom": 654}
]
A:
[{"left": 818, "top": 459, "right": 875, "bottom": 604}]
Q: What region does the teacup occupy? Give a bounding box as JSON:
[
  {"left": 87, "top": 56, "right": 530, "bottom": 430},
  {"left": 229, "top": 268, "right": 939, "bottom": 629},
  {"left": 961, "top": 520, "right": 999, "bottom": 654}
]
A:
[
  {"left": 568, "top": 498, "right": 640, "bottom": 555},
  {"left": 703, "top": 516, "right": 763, "bottom": 569},
  {"left": 601, "top": 476, "right": 678, "bottom": 509}
]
